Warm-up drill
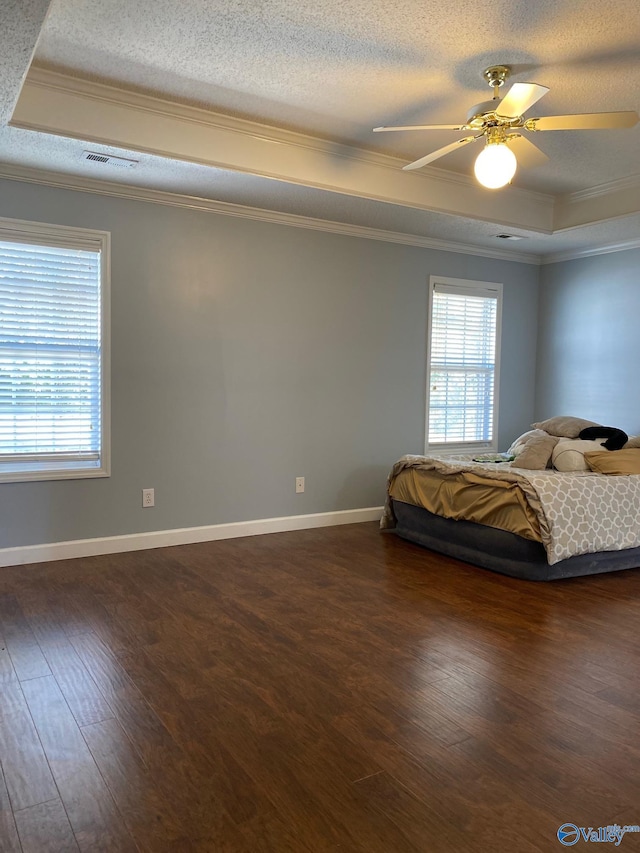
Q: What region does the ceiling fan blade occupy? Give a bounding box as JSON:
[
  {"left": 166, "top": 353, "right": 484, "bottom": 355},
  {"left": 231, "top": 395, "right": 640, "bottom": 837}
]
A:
[
  {"left": 529, "top": 111, "right": 639, "bottom": 130},
  {"left": 506, "top": 135, "right": 549, "bottom": 169},
  {"left": 403, "top": 136, "right": 477, "bottom": 171},
  {"left": 373, "top": 123, "right": 466, "bottom": 132},
  {"left": 497, "top": 82, "right": 549, "bottom": 118}
]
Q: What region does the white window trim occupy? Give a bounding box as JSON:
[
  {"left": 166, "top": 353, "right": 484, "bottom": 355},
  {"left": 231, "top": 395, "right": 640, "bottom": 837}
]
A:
[
  {"left": 0, "top": 216, "right": 111, "bottom": 483},
  {"left": 425, "top": 275, "right": 502, "bottom": 456}
]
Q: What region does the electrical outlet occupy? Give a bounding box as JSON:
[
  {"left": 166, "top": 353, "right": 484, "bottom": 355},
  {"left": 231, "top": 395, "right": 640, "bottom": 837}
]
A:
[
  {"left": 295, "top": 477, "right": 305, "bottom": 494},
  {"left": 142, "top": 488, "right": 155, "bottom": 507}
]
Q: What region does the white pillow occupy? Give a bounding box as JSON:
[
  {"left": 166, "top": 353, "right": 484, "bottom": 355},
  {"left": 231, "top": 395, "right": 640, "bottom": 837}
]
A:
[{"left": 552, "top": 438, "right": 607, "bottom": 472}]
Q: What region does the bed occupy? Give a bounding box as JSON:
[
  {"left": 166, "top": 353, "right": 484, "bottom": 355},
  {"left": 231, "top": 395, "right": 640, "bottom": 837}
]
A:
[{"left": 382, "top": 454, "right": 640, "bottom": 581}]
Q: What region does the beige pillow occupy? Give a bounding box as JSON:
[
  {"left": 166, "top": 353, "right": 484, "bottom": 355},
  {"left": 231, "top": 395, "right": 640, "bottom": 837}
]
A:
[
  {"left": 509, "top": 430, "right": 559, "bottom": 470},
  {"left": 552, "top": 438, "right": 607, "bottom": 472},
  {"left": 585, "top": 449, "right": 640, "bottom": 475},
  {"left": 623, "top": 435, "right": 640, "bottom": 449},
  {"left": 532, "top": 415, "right": 600, "bottom": 439}
]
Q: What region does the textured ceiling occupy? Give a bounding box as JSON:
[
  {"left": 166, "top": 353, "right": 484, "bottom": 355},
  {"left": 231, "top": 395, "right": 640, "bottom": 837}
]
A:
[
  {"left": 33, "top": 0, "right": 640, "bottom": 193},
  {"left": 0, "top": 0, "right": 639, "bottom": 258},
  {"left": 0, "top": 1, "right": 50, "bottom": 123}
]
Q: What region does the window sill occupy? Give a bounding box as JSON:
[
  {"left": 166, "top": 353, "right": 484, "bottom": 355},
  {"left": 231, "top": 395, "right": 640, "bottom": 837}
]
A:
[{"left": 0, "top": 461, "right": 110, "bottom": 484}]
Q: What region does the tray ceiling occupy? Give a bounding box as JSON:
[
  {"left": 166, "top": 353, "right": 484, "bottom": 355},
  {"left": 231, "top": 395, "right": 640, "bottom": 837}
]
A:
[{"left": 2, "top": 0, "right": 639, "bottom": 259}]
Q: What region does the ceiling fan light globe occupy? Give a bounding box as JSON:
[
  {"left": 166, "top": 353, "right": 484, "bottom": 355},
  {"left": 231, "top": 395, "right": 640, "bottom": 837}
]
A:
[{"left": 474, "top": 143, "right": 517, "bottom": 189}]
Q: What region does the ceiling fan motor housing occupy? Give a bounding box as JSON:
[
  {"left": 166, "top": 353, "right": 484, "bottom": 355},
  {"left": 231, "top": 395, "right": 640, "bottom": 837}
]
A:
[
  {"left": 466, "top": 100, "right": 501, "bottom": 126},
  {"left": 466, "top": 100, "right": 526, "bottom": 130}
]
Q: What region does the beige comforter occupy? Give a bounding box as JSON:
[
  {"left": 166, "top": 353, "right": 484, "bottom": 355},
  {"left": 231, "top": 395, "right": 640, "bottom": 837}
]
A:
[{"left": 383, "top": 455, "right": 640, "bottom": 565}]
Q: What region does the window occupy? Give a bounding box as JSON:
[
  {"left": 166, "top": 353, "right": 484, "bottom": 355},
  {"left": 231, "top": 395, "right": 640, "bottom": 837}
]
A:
[
  {"left": 425, "top": 276, "right": 502, "bottom": 452},
  {"left": 0, "top": 218, "right": 110, "bottom": 482}
]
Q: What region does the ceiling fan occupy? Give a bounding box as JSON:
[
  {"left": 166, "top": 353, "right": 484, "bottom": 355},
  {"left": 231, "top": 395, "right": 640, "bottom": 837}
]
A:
[{"left": 373, "top": 65, "right": 639, "bottom": 188}]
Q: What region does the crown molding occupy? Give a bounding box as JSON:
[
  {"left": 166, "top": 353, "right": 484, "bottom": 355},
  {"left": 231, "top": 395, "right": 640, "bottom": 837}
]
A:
[
  {"left": 561, "top": 173, "right": 640, "bottom": 204},
  {"left": 12, "top": 68, "right": 555, "bottom": 234},
  {"left": 0, "top": 163, "right": 542, "bottom": 264},
  {"left": 11, "top": 68, "right": 640, "bottom": 239},
  {"left": 3, "top": 162, "right": 639, "bottom": 266},
  {"left": 542, "top": 237, "right": 640, "bottom": 265},
  {"left": 554, "top": 173, "right": 640, "bottom": 232},
  {"left": 28, "top": 68, "right": 554, "bottom": 205}
]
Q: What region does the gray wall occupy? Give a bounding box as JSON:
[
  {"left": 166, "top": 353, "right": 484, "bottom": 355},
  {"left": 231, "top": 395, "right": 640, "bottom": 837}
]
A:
[
  {"left": 0, "top": 178, "right": 539, "bottom": 549},
  {"left": 536, "top": 249, "right": 640, "bottom": 435}
]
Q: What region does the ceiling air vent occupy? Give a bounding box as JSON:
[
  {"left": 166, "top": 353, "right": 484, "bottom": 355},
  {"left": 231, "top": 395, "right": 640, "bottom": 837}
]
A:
[
  {"left": 83, "top": 151, "right": 139, "bottom": 168},
  {"left": 495, "top": 233, "right": 525, "bottom": 240}
]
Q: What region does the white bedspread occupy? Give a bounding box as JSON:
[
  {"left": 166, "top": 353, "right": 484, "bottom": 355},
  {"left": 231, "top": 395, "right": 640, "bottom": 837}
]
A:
[{"left": 383, "top": 455, "right": 640, "bottom": 565}]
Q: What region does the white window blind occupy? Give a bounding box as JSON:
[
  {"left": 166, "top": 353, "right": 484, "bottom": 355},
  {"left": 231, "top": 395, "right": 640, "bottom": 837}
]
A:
[
  {"left": 427, "top": 278, "right": 501, "bottom": 449},
  {"left": 0, "top": 223, "right": 109, "bottom": 482}
]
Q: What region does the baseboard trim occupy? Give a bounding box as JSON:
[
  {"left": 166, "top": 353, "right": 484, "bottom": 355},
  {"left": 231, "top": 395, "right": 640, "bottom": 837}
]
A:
[{"left": 0, "top": 506, "right": 384, "bottom": 568}]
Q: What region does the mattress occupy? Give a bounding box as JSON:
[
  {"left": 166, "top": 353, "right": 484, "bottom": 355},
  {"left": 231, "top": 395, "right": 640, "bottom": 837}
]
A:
[
  {"left": 392, "top": 499, "right": 640, "bottom": 581},
  {"left": 383, "top": 454, "right": 640, "bottom": 580}
]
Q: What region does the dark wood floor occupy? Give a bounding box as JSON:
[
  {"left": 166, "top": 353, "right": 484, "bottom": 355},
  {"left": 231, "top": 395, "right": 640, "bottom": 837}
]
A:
[{"left": 1, "top": 523, "right": 640, "bottom": 852}]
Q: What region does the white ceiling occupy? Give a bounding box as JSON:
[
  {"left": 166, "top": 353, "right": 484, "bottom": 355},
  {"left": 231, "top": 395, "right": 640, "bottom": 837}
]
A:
[{"left": 2, "top": 0, "right": 640, "bottom": 260}]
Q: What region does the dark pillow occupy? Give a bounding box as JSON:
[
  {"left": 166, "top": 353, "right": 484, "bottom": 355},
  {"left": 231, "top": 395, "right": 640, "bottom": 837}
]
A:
[{"left": 579, "top": 426, "right": 628, "bottom": 451}]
